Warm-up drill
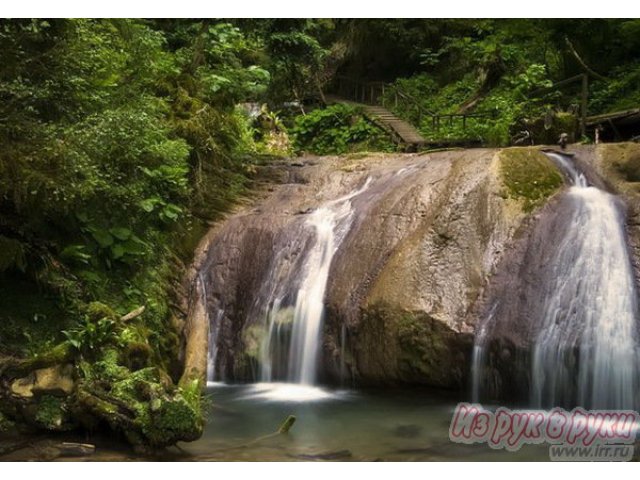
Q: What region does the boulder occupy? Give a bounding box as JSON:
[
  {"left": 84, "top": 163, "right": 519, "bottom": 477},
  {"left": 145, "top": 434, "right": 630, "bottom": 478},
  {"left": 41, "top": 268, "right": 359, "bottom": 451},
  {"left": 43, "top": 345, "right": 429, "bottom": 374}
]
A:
[
  {"left": 190, "top": 148, "right": 558, "bottom": 388},
  {"left": 11, "top": 364, "right": 75, "bottom": 398}
]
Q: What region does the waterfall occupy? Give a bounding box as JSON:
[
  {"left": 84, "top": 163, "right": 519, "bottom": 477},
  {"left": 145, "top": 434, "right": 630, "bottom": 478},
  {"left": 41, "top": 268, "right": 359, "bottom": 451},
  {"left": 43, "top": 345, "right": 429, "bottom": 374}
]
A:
[
  {"left": 531, "top": 153, "right": 638, "bottom": 409},
  {"left": 472, "top": 152, "right": 640, "bottom": 410},
  {"left": 200, "top": 272, "right": 225, "bottom": 384},
  {"left": 207, "top": 309, "right": 224, "bottom": 383},
  {"left": 260, "top": 178, "right": 372, "bottom": 386},
  {"left": 471, "top": 304, "right": 496, "bottom": 403}
]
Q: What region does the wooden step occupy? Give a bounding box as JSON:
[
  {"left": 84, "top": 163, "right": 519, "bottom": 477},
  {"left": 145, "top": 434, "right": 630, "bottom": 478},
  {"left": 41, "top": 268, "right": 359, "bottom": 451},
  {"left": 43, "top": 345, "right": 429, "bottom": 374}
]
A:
[{"left": 326, "top": 96, "right": 426, "bottom": 147}]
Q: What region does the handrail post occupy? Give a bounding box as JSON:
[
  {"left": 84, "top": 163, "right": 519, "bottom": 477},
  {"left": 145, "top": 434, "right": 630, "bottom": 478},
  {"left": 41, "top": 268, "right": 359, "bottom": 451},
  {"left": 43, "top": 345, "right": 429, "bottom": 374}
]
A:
[{"left": 581, "top": 73, "right": 588, "bottom": 138}]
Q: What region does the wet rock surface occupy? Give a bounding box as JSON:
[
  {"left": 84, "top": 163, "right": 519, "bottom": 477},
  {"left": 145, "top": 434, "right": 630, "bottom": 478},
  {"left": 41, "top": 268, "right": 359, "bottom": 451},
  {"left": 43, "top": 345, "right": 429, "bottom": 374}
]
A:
[
  {"left": 185, "top": 145, "right": 639, "bottom": 392},
  {"left": 191, "top": 149, "right": 541, "bottom": 388}
]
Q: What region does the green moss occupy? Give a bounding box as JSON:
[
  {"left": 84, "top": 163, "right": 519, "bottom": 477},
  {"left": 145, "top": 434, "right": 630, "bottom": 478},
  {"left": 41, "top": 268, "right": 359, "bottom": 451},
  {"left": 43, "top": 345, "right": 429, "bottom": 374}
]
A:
[
  {"left": 600, "top": 143, "right": 640, "bottom": 183},
  {"left": 232, "top": 324, "right": 267, "bottom": 379},
  {"left": 242, "top": 323, "right": 266, "bottom": 360},
  {"left": 0, "top": 343, "right": 73, "bottom": 381},
  {"left": 359, "top": 302, "right": 468, "bottom": 388},
  {"left": 618, "top": 154, "right": 640, "bottom": 182},
  {"left": 0, "top": 411, "right": 14, "bottom": 432},
  {"left": 78, "top": 356, "right": 203, "bottom": 448},
  {"left": 142, "top": 389, "right": 202, "bottom": 445},
  {"left": 34, "top": 395, "right": 66, "bottom": 430},
  {"left": 110, "top": 368, "right": 202, "bottom": 446},
  {"left": 120, "top": 341, "right": 152, "bottom": 372},
  {"left": 85, "top": 302, "right": 119, "bottom": 322},
  {"left": 499, "top": 148, "right": 563, "bottom": 212},
  {"left": 396, "top": 312, "right": 455, "bottom": 385}
]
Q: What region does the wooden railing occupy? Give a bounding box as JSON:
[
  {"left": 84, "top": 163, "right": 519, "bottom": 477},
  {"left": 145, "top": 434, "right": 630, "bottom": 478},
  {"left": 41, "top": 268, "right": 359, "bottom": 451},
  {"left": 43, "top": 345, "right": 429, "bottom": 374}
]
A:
[
  {"left": 332, "top": 75, "right": 431, "bottom": 117},
  {"left": 330, "top": 75, "right": 497, "bottom": 133}
]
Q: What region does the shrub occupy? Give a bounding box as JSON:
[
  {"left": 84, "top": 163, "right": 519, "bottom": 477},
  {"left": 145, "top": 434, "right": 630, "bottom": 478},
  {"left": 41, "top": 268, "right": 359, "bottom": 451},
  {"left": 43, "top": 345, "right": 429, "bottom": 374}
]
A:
[{"left": 290, "top": 104, "right": 396, "bottom": 155}]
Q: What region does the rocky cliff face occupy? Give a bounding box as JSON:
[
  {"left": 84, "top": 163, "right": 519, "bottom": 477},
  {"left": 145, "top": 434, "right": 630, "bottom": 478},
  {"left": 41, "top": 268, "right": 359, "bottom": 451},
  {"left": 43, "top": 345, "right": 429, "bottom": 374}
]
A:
[
  {"left": 464, "top": 143, "right": 640, "bottom": 403},
  {"left": 188, "top": 147, "right": 576, "bottom": 391}
]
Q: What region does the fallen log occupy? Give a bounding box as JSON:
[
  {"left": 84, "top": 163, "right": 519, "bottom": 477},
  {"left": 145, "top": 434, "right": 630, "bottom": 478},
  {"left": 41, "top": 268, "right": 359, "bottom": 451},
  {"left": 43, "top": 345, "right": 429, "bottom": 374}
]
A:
[
  {"left": 199, "top": 414, "right": 297, "bottom": 458},
  {"left": 278, "top": 415, "right": 296, "bottom": 434},
  {"left": 58, "top": 442, "right": 96, "bottom": 457}
]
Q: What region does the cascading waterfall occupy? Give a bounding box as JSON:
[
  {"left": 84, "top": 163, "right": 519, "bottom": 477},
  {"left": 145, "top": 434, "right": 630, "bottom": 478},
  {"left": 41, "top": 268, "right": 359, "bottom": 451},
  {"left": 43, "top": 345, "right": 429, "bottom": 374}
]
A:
[
  {"left": 531, "top": 153, "right": 638, "bottom": 409},
  {"left": 260, "top": 178, "right": 372, "bottom": 386},
  {"left": 472, "top": 152, "right": 640, "bottom": 410}
]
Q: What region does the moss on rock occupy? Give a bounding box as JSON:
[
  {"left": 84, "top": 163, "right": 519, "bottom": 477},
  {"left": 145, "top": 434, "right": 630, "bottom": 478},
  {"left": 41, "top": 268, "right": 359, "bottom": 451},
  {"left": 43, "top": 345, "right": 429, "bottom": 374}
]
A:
[
  {"left": 76, "top": 351, "right": 203, "bottom": 449},
  {"left": 0, "top": 411, "right": 14, "bottom": 432},
  {"left": 33, "top": 395, "right": 68, "bottom": 430},
  {"left": 499, "top": 147, "right": 563, "bottom": 212},
  {"left": 597, "top": 143, "right": 640, "bottom": 189},
  {"left": 354, "top": 302, "right": 472, "bottom": 388}
]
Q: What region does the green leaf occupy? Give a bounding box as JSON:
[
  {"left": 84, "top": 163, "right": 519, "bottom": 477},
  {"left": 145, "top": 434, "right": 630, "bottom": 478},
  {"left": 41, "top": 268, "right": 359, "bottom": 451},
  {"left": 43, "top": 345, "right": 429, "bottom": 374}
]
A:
[
  {"left": 140, "top": 197, "right": 162, "bottom": 212},
  {"left": 161, "top": 203, "right": 182, "bottom": 221},
  {"left": 91, "top": 229, "right": 114, "bottom": 248},
  {"left": 60, "top": 244, "right": 91, "bottom": 264},
  {"left": 121, "top": 238, "right": 146, "bottom": 256},
  {"left": 111, "top": 243, "right": 125, "bottom": 259},
  {"left": 109, "top": 227, "right": 132, "bottom": 241}
]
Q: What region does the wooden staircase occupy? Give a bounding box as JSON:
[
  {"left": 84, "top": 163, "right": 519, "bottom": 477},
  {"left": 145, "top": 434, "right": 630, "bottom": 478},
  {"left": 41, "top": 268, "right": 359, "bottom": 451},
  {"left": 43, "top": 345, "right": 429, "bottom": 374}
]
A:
[
  {"left": 361, "top": 104, "right": 427, "bottom": 147},
  {"left": 325, "top": 94, "right": 426, "bottom": 150}
]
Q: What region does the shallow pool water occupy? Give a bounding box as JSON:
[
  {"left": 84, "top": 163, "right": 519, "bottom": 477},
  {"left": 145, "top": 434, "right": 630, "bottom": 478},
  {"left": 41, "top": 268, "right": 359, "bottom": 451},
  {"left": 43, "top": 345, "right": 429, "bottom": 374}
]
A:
[{"left": 181, "top": 383, "right": 551, "bottom": 461}]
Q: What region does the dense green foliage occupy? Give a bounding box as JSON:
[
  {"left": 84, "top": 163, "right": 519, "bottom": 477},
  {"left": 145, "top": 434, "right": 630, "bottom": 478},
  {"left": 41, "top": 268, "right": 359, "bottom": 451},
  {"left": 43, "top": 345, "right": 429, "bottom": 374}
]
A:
[
  {"left": 337, "top": 19, "right": 640, "bottom": 145},
  {"left": 0, "top": 19, "right": 273, "bottom": 381},
  {"left": 0, "top": 19, "right": 271, "bottom": 446},
  {"left": 291, "top": 104, "right": 396, "bottom": 155}
]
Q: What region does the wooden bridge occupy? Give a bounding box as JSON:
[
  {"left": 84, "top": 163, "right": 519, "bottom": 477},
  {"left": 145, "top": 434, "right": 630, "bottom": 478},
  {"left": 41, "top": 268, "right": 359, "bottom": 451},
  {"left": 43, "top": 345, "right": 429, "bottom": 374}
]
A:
[
  {"left": 585, "top": 108, "right": 640, "bottom": 141},
  {"left": 327, "top": 73, "right": 640, "bottom": 147}
]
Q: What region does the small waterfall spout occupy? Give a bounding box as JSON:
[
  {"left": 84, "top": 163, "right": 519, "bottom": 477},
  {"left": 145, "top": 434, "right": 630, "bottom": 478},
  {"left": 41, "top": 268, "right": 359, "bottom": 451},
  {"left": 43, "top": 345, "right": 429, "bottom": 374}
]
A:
[
  {"left": 260, "top": 178, "right": 371, "bottom": 386},
  {"left": 201, "top": 272, "right": 224, "bottom": 384}
]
